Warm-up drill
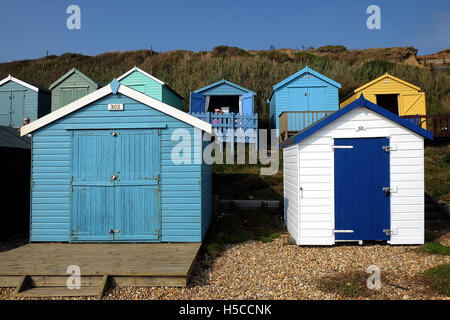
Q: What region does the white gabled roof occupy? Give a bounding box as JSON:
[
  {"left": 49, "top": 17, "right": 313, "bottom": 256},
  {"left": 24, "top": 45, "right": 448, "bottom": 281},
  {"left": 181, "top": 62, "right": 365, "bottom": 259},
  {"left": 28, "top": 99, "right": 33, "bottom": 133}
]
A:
[
  {"left": 0, "top": 75, "right": 39, "bottom": 92},
  {"left": 20, "top": 80, "right": 212, "bottom": 136},
  {"left": 117, "top": 66, "right": 165, "bottom": 85}
]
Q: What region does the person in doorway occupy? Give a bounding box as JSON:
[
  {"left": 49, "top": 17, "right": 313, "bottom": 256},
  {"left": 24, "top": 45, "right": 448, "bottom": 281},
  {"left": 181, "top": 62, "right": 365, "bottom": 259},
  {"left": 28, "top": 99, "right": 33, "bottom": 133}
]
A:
[{"left": 212, "top": 108, "right": 222, "bottom": 124}]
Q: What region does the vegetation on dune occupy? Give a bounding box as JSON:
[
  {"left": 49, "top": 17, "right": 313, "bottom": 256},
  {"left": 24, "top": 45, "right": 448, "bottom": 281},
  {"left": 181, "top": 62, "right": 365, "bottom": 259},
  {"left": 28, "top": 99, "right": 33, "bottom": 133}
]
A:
[{"left": 0, "top": 46, "right": 448, "bottom": 123}]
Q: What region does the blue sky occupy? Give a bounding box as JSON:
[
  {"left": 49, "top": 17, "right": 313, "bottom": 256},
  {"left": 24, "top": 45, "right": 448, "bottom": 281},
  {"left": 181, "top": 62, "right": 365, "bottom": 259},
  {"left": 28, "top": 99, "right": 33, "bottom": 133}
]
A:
[{"left": 0, "top": 0, "right": 449, "bottom": 62}]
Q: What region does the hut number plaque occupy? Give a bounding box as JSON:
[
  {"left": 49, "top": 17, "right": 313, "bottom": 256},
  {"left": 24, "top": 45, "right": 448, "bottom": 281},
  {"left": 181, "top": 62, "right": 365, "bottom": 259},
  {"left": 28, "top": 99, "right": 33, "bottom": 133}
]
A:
[{"left": 108, "top": 104, "right": 124, "bottom": 111}]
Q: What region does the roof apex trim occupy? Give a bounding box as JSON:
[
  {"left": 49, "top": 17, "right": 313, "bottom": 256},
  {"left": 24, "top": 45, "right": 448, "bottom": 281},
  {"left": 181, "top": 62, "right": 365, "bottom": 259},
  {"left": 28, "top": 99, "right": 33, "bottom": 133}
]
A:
[
  {"left": 280, "top": 95, "right": 433, "bottom": 148},
  {"left": 194, "top": 79, "right": 256, "bottom": 95},
  {"left": 20, "top": 82, "right": 211, "bottom": 136},
  {"left": 272, "top": 66, "right": 342, "bottom": 92},
  {"left": 354, "top": 73, "right": 421, "bottom": 93},
  {"left": 0, "top": 75, "right": 39, "bottom": 92},
  {"left": 48, "top": 67, "right": 103, "bottom": 90},
  {"left": 116, "top": 66, "right": 184, "bottom": 99}
]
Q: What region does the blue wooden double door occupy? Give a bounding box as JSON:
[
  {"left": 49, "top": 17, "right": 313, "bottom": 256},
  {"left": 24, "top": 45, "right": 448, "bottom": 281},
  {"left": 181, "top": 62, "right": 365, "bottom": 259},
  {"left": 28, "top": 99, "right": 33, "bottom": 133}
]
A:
[
  {"left": 71, "top": 129, "right": 161, "bottom": 242},
  {"left": 334, "top": 138, "right": 390, "bottom": 241}
]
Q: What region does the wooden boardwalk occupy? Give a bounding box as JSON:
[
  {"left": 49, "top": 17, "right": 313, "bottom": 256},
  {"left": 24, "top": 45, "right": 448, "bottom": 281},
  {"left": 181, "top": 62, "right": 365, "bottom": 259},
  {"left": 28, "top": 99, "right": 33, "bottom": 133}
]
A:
[{"left": 0, "top": 243, "right": 201, "bottom": 298}]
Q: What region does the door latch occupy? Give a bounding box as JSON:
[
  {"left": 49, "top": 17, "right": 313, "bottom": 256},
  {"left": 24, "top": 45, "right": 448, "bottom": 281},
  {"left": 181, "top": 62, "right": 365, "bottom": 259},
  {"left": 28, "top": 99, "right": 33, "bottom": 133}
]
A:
[
  {"left": 111, "top": 175, "right": 118, "bottom": 181},
  {"left": 382, "top": 187, "right": 391, "bottom": 196},
  {"left": 111, "top": 131, "right": 120, "bottom": 136},
  {"left": 109, "top": 229, "right": 120, "bottom": 234}
]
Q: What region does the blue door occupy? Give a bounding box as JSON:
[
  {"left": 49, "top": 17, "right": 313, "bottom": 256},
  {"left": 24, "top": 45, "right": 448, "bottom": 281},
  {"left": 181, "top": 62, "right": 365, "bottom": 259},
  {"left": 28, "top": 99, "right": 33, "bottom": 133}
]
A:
[
  {"left": 334, "top": 138, "right": 390, "bottom": 241},
  {"left": 190, "top": 92, "right": 205, "bottom": 113},
  {"left": 241, "top": 92, "right": 253, "bottom": 115},
  {"left": 71, "top": 129, "right": 161, "bottom": 242},
  {"left": 288, "top": 87, "right": 307, "bottom": 111},
  {"left": 114, "top": 130, "right": 160, "bottom": 241},
  {"left": 72, "top": 130, "right": 115, "bottom": 241},
  {"left": 306, "top": 87, "right": 325, "bottom": 110}
]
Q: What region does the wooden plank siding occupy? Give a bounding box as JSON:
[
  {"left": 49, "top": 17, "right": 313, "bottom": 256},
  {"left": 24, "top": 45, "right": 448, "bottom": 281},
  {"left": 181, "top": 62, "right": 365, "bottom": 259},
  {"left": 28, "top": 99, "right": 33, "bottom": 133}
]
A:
[
  {"left": 340, "top": 74, "right": 427, "bottom": 119},
  {"left": 283, "top": 145, "right": 299, "bottom": 243},
  {"left": 119, "top": 70, "right": 183, "bottom": 110},
  {"left": 31, "top": 93, "right": 211, "bottom": 242},
  {"left": 51, "top": 72, "right": 99, "bottom": 112}
]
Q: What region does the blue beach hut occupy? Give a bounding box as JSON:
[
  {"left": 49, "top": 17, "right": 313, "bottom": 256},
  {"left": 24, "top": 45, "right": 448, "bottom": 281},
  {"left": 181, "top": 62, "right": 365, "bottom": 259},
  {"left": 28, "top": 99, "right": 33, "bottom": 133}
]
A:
[
  {"left": 268, "top": 66, "right": 341, "bottom": 140},
  {"left": 21, "top": 80, "right": 213, "bottom": 243}
]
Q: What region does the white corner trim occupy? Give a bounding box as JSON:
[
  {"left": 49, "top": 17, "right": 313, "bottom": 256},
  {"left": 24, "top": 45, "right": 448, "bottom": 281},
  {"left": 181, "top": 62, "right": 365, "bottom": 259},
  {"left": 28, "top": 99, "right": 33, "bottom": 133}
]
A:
[
  {"left": 21, "top": 85, "right": 113, "bottom": 136},
  {"left": 0, "top": 75, "right": 39, "bottom": 92},
  {"left": 117, "top": 67, "right": 165, "bottom": 85},
  {"left": 118, "top": 85, "right": 212, "bottom": 134},
  {"left": 20, "top": 83, "right": 212, "bottom": 136}
]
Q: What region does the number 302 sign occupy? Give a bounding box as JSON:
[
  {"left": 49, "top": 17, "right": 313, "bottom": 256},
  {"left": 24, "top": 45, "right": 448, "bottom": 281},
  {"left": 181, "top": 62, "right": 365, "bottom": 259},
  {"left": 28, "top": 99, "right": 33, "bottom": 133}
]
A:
[{"left": 108, "top": 104, "right": 124, "bottom": 111}]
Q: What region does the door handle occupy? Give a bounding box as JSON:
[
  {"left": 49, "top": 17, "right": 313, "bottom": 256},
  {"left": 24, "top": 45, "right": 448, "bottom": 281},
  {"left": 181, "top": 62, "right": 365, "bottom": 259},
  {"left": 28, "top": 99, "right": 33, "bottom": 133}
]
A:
[{"left": 111, "top": 175, "right": 118, "bottom": 181}]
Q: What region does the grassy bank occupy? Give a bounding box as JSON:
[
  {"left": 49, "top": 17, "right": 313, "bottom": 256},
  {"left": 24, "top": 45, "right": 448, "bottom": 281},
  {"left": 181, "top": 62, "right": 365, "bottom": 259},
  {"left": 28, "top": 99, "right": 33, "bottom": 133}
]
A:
[{"left": 1, "top": 46, "right": 449, "bottom": 124}]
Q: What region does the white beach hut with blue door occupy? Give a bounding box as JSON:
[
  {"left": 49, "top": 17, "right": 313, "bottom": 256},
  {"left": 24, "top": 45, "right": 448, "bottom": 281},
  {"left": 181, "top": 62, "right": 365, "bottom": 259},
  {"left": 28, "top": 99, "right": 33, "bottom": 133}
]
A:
[
  {"left": 21, "top": 79, "right": 213, "bottom": 243},
  {"left": 280, "top": 95, "right": 432, "bottom": 245}
]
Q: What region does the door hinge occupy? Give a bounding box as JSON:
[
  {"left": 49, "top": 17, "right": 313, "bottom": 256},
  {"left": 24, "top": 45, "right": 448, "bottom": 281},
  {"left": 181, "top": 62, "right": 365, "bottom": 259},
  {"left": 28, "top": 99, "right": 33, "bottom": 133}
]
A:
[
  {"left": 382, "top": 145, "right": 391, "bottom": 152},
  {"left": 383, "top": 229, "right": 394, "bottom": 236},
  {"left": 109, "top": 229, "right": 120, "bottom": 234},
  {"left": 382, "top": 187, "right": 391, "bottom": 196},
  {"left": 111, "top": 131, "right": 120, "bottom": 136}
]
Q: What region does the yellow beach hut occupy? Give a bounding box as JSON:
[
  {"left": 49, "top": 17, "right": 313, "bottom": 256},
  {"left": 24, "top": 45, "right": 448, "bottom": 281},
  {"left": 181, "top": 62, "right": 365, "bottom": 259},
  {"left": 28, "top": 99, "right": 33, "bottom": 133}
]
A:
[{"left": 340, "top": 73, "right": 426, "bottom": 125}]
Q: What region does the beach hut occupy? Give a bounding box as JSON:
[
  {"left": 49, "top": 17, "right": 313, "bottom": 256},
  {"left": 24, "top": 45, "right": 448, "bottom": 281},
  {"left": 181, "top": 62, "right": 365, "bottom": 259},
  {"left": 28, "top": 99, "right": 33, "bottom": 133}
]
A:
[
  {"left": 189, "top": 79, "right": 258, "bottom": 147},
  {"left": 117, "top": 66, "right": 184, "bottom": 110},
  {"left": 21, "top": 79, "right": 213, "bottom": 243},
  {"left": 268, "top": 66, "right": 341, "bottom": 140},
  {"left": 0, "top": 126, "right": 31, "bottom": 239},
  {"left": 340, "top": 73, "right": 427, "bottom": 127},
  {"left": 281, "top": 95, "right": 432, "bottom": 245},
  {"left": 49, "top": 68, "right": 103, "bottom": 112},
  {"left": 0, "top": 75, "right": 50, "bottom": 128}
]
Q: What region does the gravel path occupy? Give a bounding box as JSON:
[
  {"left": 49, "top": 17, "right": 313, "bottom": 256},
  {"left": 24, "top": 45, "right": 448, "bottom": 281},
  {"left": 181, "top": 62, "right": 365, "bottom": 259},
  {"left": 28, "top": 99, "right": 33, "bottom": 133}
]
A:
[{"left": 1, "top": 233, "right": 449, "bottom": 300}]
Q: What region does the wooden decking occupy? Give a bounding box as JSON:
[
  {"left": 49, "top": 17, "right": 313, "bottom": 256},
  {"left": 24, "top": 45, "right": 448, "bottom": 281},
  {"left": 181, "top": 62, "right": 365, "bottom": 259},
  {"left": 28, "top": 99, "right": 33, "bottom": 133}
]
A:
[{"left": 0, "top": 243, "right": 201, "bottom": 298}]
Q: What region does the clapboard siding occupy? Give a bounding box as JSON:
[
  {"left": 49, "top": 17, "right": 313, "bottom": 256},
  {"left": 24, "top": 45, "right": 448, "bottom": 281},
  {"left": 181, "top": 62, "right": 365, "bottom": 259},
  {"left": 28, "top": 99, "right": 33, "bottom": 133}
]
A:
[
  {"left": 119, "top": 70, "right": 183, "bottom": 110},
  {"left": 31, "top": 93, "right": 209, "bottom": 242},
  {"left": 294, "top": 107, "right": 425, "bottom": 245},
  {"left": 283, "top": 145, "right": 299, "bottom": 243},
  {"left": 51, "top": 72, "right": 99, "bottom": 112},
  {"left": 119, "top": 71, "right": 162, "bottom": 101}
]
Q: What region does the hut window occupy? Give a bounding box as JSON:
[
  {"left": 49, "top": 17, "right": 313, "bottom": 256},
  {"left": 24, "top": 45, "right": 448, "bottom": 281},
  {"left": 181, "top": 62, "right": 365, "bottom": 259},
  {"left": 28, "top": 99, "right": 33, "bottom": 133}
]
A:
[
  {"left": 207, "top": 95, "right": 240, "bottom": 114},
  {"left": 376, "top": 94, "right": 399, "bottom": 115}
]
